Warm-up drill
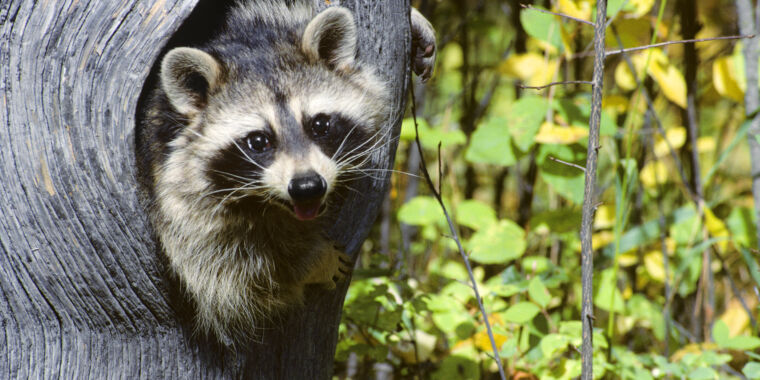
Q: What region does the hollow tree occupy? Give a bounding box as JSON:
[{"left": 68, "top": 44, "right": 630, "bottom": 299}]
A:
[{"left": 0, "top": 0, "right": 410, "bottom": 377}]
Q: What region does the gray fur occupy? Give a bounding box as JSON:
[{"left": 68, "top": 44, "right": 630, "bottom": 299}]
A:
[{"left": 136, "top": 0, "right": 436, "bottom": 344}]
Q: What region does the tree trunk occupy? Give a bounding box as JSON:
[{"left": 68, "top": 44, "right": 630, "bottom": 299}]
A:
[{"left": 0, "top": 0, "right": 410, "bottom": 378}]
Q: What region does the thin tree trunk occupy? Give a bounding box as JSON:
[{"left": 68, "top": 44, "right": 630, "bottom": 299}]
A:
[
  {"left": 737, "top": 0, "right": 760, "bottom": 249},
  {"left": 0, "top": 0, "right": 411, "bottom": 378}
]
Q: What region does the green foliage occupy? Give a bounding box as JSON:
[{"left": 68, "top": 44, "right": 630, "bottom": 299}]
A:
[{"left": 336, "top": 0, "right": 759, "bottom": 378}]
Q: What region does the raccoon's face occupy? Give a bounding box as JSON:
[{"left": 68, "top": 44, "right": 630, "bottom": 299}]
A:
[{"left": 158, "top": 7, "right": 389, "bottom": 221}]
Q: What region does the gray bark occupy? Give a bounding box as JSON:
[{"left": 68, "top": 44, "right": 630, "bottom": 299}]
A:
[
  {"left": 737, "top": 0, "right": 760, "bottom": 250},
  {"left": 0, "top": 0, "right": 410, "bottom": 378}
]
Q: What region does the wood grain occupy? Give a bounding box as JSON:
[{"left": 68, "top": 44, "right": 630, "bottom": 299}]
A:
[{"left": 0, "top": 0, "right": 410, "bottom": 378}]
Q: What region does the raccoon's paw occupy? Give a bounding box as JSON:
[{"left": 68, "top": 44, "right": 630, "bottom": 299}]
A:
[
  {"left": 411, "top": 8, "right": 436, "bottom": 82},
  {"left": 304, "top": 244, "right": 353, "bottom": 289},
  {"left": 329, "top": 249, "right": 353, "bottom": 288}
]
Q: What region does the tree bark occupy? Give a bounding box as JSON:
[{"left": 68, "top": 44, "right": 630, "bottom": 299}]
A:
[{"left": 0, "top": 0, "right": 410, "bottom": 378}]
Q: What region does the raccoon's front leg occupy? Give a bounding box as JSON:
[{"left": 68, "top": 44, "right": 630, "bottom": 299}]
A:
[
  {"left": 411, "top": 8, "right": 436, "bottom": 82},
  {"left": 303, "top": 243, "right": 353, "bottom": 289}
]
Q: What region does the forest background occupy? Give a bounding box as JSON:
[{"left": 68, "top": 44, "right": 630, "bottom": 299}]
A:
[{"left": 333, "top": 0, "right": 760, "bottom": 379}]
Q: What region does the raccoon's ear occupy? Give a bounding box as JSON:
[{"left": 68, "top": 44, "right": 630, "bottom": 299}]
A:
[
  {"left": 160, "top": 47, "right": 222, "bottom": 115},
  {"left": 301, "top": 7, "right": 357, "bottom": 71}
]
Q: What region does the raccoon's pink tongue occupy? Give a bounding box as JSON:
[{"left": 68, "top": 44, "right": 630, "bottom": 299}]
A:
[{"left": 293, "top": 200, "right": 322, "bottom": 221}]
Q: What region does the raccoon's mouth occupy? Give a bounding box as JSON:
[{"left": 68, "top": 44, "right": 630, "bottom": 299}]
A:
[{"left": 292, "top": 200, "right": 326, "bottom": 221}]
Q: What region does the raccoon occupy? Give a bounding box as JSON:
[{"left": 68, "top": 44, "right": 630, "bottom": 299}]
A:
[{"left": 136, "top": 0, "right": 435, "bottom": 343}]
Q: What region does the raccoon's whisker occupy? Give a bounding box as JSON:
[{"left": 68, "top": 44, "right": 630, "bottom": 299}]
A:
[
  {"left": 336, "top": 132, "right": 398, "bottom": 168},
  {"left": 331, "top": 122, "right": 362, "bottom": 162},
  {"left": 207, "top": 169, "right": 261, "bottom": 185},
  {"left": 334, "top": 123, "right": 393, "bottom": 163},
  {"left": 230, "top": 139, "right": 269, "bottom": 172},
  {"left": 342, "top": 168, "right": 423, "bottom": 179}
]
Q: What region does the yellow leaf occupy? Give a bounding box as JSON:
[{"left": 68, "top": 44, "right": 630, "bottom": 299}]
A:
[
  {"left": 697, "top": 136, "right": 715, "bottom": 153},
  {"left": 704, "top": 207, "right": 729, "bottom": 252},
  {"left": 499, "top": 54, "right": 560, "bottom": 87},
  {"left": 718, "top": 299, "right": 754, "bottom": 337},
  {"left": 602, "top": 95, "right": 629, "bottom": 113},
  {"left": 594, "top": 205, "right": 616, "bottom": 229},
  {"left": 672, "top": 343, "right": 719, "bottom": 361},
  {"left": 653, "top": 126, "right": 686, "bottom": 158},
  {"left": 592, "top": 231, "right": 614, "bottom": 250},
  {"left": 618, "top": 251, "right": 639, "bottom": 267},
  {"left": 535, "top": 122, "right": 588, "bottom": 144},
  {"left": 640, "top": 161, "right": 669, "bottom": 188},
  {"left": 713, "top": 56, "right": 745, "bottom": 102},
  {"left": 605, "top": 19, "right": 651, "bottom": 49},
  {"left": 615, "top": 61, "right": 638, "bottom": 90},
  {"left": 644, "top": 250, "right": 665, "bottom": 282},
  {"left": 473, "top": 329, "right": 508, "bottom": 352},
  {"left": 557, "top": 0, "right": 592, "bottom": 21},
  {"left": 559, "top": 23, "right": 575, "bottom": 59},
  {"left": 630, "top": 0, "right": 655, "bottom": 17},
  {"left": 649, "top": 61, "right": 687, "bottom": 108}
]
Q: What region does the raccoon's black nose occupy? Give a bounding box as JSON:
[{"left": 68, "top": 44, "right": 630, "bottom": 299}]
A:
[{"left": 288, "top": 172, "right": 327, "bottom": 201}]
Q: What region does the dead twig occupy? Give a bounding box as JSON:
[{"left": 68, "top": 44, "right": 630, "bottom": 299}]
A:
[
  {"left": 410, "top": 84, "right": 507, "bottom": 380},
  {"left": 520, "top": 80, "right": 593, "bottom": 91},
  {"left": 548, "top": 156, "right": 587, "bottom": 172}
]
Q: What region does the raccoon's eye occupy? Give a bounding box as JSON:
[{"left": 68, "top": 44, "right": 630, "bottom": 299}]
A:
[
  {"left": 310, "top": 114, "right": 331, "bottom": 137},
  {"left": 246, "top": 132, "right": 272, "bottom": 152}
]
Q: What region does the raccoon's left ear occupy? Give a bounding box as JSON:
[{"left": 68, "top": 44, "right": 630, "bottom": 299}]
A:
[
  {"left": 160, "top": 47, "right": 222, "bottom": 115},
  {"left": 301, "top": 7, "right": 357, "bottom": 72}
]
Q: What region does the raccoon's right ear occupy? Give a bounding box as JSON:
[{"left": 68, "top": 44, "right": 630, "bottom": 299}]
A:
[
  {"left": 160, "top": 47, "right": 222, "bottom": 115},
  {"left": 301, "top": 7, "right": 357, "bottom": 72}
]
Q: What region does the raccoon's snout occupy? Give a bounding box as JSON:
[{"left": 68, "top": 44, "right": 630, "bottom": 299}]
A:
[{"left": 288, "top": 172, "right": 327, "bottom": 221}]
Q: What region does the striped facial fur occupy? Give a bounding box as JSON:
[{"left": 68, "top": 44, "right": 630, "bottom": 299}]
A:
[{"left": 135, "top": 0, "right": 435, "bottom": 345}]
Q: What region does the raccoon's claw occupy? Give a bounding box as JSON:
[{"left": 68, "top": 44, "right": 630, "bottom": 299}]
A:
[
  {"left": 328, "top": 253, "right": 352, "bottom": 288},
  {"left": 411, "top": 8, "right": 436, "bottom": 82}
]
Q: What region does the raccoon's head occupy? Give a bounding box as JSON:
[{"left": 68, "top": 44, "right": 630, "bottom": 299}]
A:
[{"left": 157, "top": 7, "right": 390, "bottom": 221}]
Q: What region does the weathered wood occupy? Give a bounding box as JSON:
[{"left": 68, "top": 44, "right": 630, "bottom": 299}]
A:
[{"left": 0, "top": 0, "right": 410, "bottom": 378}]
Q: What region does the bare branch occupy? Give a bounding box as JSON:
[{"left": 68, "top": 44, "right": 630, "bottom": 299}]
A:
[
  {"left": 549, "top": 156, "right": 586, "bottom": 172},
  {"left": 520, "top": 80, "right": 593, "bottom": 90},
  {"left": 410, "top": 86, "right": 507, "bottom": 380},
  {"left": 605, "top": 35, "right": 753, "bottom": 57},
  {"left": 581, "top": 1, "right": 607, "bottom": 379}
]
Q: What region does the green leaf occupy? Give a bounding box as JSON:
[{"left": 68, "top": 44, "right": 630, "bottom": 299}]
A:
[
  {"left": 468, "top": 220, "right": 527, "bottom": 264},
  {"left": 509, "top": 96, "right": 549, "bottom": 152},
  {"left": 540, "top": 333, "right": 568, "bottom": 358},
  {"left": 400, "top": 117, "right": 431, "bottom": 141},
  {"left": 398, "top": 196, "right": 443, "bottom": 226},
  {"left": 537, "top": 144, "right": 587, "bottom": 204},
  {"left": 502, "top": 301, "right": 541, "bottom": 323},
  {"left": 520, "top": 6, "right": 563, "bottom": 51},
  {"left": 522, "top": 256, "right": 551, "bottom": 274},
  {"left": 431, "top": 354, "right": 480, "bottom": 380},
  {"left": 740, "top": 247, "right": 760, "bottom": 289},
  {"left": 465, "top": 116, "right": 517, "bottom": 166},
  {"left": 400, "top": 117, "right": 466, "bottom": 149},
  {"left": 594, "top": 268, "right": 625, "bottom": 312},
  {"left": 530, "top": 207, "right": 582, "bottom": 233},
  {"left": 528, "top": 277, "right": 551, "bottom": 308},
  {"left": 456, "top": 200, "right": 497, "bottom": 231},
  {"left": 704, "top": 119, "right": 749, "bottom": 184},
  {"left": 727, "top": 207, "right": 759, "bottom": 248},
  {"left": 744, "top": 362, "right": 760, "bottom": 379},
  {"left": 727, "top": 336, "right": 760, "bottom": 351},
  {"left": 715, "top": 320, "right": 760, "bottom": 350},
  {"left": 712, "top": 320, "right": 731, "bottom": 347},
  {"left": 687, "top": 366, "right": 718, "bottom": 380}
]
